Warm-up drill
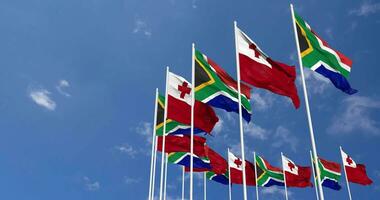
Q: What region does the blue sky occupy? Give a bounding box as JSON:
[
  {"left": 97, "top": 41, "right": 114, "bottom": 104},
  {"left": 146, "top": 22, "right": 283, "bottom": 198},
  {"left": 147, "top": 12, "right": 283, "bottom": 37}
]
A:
[{"left": 0, "top": 0, "right": 379, "bottom": 199}]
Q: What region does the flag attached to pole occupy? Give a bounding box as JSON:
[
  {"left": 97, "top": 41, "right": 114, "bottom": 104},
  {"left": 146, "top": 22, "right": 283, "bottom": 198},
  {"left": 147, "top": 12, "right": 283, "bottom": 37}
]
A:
[
  {"left": 206, "top": 171, "right": 229, "bottom": 185},
  {"left": 156, "top": 135, "right": 206, "bottom": 156},
  {"left": 236, "top": 27, "right": 300, "bottom": 108},
  {"left": 167, "top": 72, "right": 219, "bottom": 133},
  {"left": 282, "top": 155, "right": 312, "bottom": 187},
  {"left": 228, "top": 151, "right": 256, "bottom": 185},
  {"left": 293, "top": 11, "right": 357, "bottom": 95},
  {"left": 194, "top": 49, "right": 252, "bottom": 122},
  {"left": 340, "top": 148, "right": 373, "bottom": 185},
  {"left": 255, "top": 154, "right": 284, "bottom": 187},
  {"left": 169, "top": 152, "right": 212, "bottom": 172},
  {"left": 156, "top": 93, "right": 202, "bottom": 136},
  {"left": 318, "top": 157, "right": 342, "bottom": 190}
]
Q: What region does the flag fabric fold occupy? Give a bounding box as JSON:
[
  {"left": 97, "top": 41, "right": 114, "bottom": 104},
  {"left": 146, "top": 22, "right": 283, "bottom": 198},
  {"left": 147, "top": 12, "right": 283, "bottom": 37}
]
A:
[
  {"left": 167, "top": 72, "right": 219, "bottom": 133},
  {"left": 255, "top": 154, "right": 284, "bottom": 187},
  {"left": 340, "top": 148, "right": 373, "bottom": 185},
  {"left": 236, "top": 27, "right": 300, "bottom": 108},
  {"left": 228, "top": 151, "right": 256, "bottom": 185},
  {"left": 194, "top": 49, "right": 252, "bottom": 122},
  {"left": 206, "top": 171, "right": 229, "bottom": 185},
  {"left": 293, "top": 11, "right": 357, "bottom": 95},
  {"left": 156, "top": 135, "right": 206, "bottom": 157},
  {"left": 318, "top": 157, "right": 342, "bottom": 190},
  {"left": 168, "top": 152, "right": 212, "bottom": 171},
  {"left": 282, "top": 155, "right": 312, "bottom": 187}
]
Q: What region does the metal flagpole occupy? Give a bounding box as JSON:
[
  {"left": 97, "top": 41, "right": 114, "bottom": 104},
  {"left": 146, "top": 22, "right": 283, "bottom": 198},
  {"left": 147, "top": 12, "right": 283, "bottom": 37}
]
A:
[
  {"left": 151, "top": 136, "right": 158, "bottom": 200},
  {"left": 310, "top": 151, "right": 320, "bottom": 200},
  {"left": 190, "top": 43, "right": 195, "bottom": 200},
  {"left": 149, "top": 88, "right": 159, "bottom": 200},
  {"left": 204, "top": 172, "right": 207, "bottom": 200},
  {"left": 340, "top": 146, "right": 353, "bottom": 200},
  {"left": 164, "top": 153, "right": 168, "bottom": 200},
  {"left": 228, "top": 148, "right": 232, "bottom": 200},
  {"left": 290, "top": 4, "right": 325, "bottom": 200},
  {"left": 182, "top": 166, "right": 185, "bottom": 200},
  {"left": 159, "top": 67, "right": 170, "bottom": 200},
  {"left": 233, "top": 20, "right": 248, "bottom": 200},
  {"left": 253, "top": 152, "right": 259, "bottom": 200},
  {"left": 281, "top": 152, "right": 289, "bottom": 200}
]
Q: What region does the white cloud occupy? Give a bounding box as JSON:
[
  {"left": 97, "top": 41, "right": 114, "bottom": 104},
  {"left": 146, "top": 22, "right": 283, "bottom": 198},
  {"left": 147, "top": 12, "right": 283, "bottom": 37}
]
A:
[
  {"left": 350, "top": 1, "right": 380, "bottom": 16},
  {"left": 83, "top": 176, "right": 100, "bottom": 191},
  {"left": 136, "top": 122, "right": 153, "bottom": 144},
  {"left": 29, "top": 88, "right": 56, "bottom": 111},
  {"left": 261, "top": 186, "right": 292, "bottom": 198},
  {"left": 115, "top": 143, "right": 138, "bottom": 158},
  {"left": 191, "top": 0, "right": 197, "bottom": 8},
  {"left": 301, "top": 69, "right": 330, "bottom": 94},
  {"left": 272, "top": 126, "right": 298, "bottom": 152},
  {"left": 244, "top": 123, "right": 269, "bottom": 140},
  {"left": 213, "top": 119, "right": 223, "bottom": 135},
  {"left": 325, "top": 27, "right": 333, "bottom": 39},
  {"left": 124, "top": 177, "right": 141, "bottom": 184},
  {"left": 328, "top": 96, "right": 380, "bottom": 135},
  {"left": 56, "top": 79, "right": 71, "bottom": 97},
  {"left": 251, "top": 92, "right": 274, "bottom": 111},
  {"left": 133, "top": 19, "right": 152, "bottom": 37}
]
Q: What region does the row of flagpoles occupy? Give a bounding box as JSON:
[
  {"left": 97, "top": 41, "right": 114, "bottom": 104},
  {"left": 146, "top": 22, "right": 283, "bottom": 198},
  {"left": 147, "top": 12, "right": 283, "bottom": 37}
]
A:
[{"left": 146, "top": 4, "right": 371, "bottom": 200}]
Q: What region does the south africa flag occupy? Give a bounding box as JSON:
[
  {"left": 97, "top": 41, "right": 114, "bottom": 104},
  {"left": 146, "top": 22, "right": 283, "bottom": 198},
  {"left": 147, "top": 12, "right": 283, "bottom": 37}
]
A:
[
  {"left": 206, "top": 171, "right": 229, "bottom": 185},
  {"left": 318, "top": 158, "right": 342, "bottom": 190},
  {"left": 194, "top": 50, "right": 252, "bottom": 122},
  {"left": 255, "top": 155, "right": 284, "bottom": 187}
]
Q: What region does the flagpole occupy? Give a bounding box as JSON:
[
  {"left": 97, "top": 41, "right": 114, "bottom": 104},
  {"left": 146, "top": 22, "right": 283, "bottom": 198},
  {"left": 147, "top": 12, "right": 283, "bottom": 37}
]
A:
[
  {"left": 163, "top": 154, "right": 168, "bottom": 200},
  {"left": 148, "top": 90, "right": 157, "bottom": 200},
  {"left": 151, "top": 136, "right": 158, "bottom": 200},
  {"left": 310, "top": 151, "right": 320, "bottom": 200},
  {"left": 228, "top": 148, "right": 232, "bottom": 200},
  {"left": 340, "top": 146, "right": 353, "bottom": 200},
  {"left": 190, "top": 42, "right": 195, "bottom": 200},
  {"left": 182, "top": 166, "right": 185, "bottom": 200},
  {"left": 159, "top": 67, "right": 170, "bottom": 200},
  {"left": 290, "top": 4, "right": 325, "bottom": 200},
  {"left": 204, "top": 172, "right": 207, "bottom": 200},
  {"left": 148, "top": 88, "right": 159, "bottom": 200},
  {"left": 253, "top": 152, "right": 259, "bottom": 200},
  {"left": 233, "top": 20, "right": 248, "bottom": 200},
  {"left": 281, "top": 152, "right": 289, "bottom": 200}
]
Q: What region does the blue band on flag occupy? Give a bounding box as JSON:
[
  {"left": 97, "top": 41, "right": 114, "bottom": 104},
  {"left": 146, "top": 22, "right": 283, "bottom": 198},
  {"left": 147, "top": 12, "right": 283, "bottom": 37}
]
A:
[
  {"left": 315, "top": 65, "right": 358, "bottom": 95},
  {"left": 207, "top": 95, "right": 251, "bottom": 122}
]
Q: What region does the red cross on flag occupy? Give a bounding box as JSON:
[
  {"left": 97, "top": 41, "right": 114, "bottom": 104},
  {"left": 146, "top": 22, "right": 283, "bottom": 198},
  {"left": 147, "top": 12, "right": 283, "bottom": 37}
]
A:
[
  {"left": 228, "top": 151, "right": 256, "bottom": 185},
  {"left": 340, "top": 148, "right": 373, "bottom": 185},
  {"left": 167, "top": 72, "right": 219, "bottom": 133},
  {"left": 281, "top": 155, "right": 312, "bottom": 188}
]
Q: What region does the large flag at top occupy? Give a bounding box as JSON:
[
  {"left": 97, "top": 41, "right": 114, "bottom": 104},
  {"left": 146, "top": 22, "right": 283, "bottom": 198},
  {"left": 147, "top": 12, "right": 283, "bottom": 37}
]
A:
[
  {"left": 318, "top": 157, "right": 342, "bottom": 190},
  {"left": 236, "top": 27, "right": 300, "bottom": 108},
  {"left": 340, "top": 148, "right": 373, "bottom": 185},
  {"left": 293, "top": 11, "right": 357, "bottom": 95},
  {"left": 255, "top": 154, "right": 284, "bottom": 187},
  {"left": 282, "top": 155, "right": 312, "bottom": 187},
  {"left": 167, "top": 72, "right": 219, "bottom": 133},
  {"left": 194, "top": 49, "right": 252, "bottom": 122}
]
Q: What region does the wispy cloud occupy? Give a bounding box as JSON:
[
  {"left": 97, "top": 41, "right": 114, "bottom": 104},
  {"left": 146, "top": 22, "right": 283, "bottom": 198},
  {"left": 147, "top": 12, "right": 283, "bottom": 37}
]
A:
[
  {"left": 324, "top": 27, "right": 333, "bottom": 39},
  {"left": 301, "top": 69, "right": 330, "bottom": 94},
  {"left": 124, "top": 176, "right": 141, "bottom": 184},
  {"left": 261, "top": 186, "right": 292, "bottom": 198},
  {"left": 251, "top": 91, "right": 275, "bottom": 111},
  {"left": 191, "top": 0, "right": 198, "bottom": 9},
  {"left": 83, "top": 176, "right": 100, "bottom": 191},
  {"left": 29, "top": 88, "right": 56, "bottom": 111},
  {"left": 133, "top": 19, "right": 152, "bottom": 37},
  {"left": 271, "top": 126, "right": 298, "bottom": 152},
  {"left": 328, "top": 95, "right": 380, "bottom": 135},
  {"left": 56, "top": 79, "right": 71, "bottom": 97},
  {"left": 114, "top": 143, "right": 138, "bottom": 158},
  {"left": 244, "top": 123, "right": 269, "bottom": 140},
  {"left": 213, "top": 119, "right": 224, "bottom": 135},
  {"left": 136, "top": 122, "right": 153, "bottom": 144},
  {"left": 350, "top": 1, "right": 380, "bottom": 16}
]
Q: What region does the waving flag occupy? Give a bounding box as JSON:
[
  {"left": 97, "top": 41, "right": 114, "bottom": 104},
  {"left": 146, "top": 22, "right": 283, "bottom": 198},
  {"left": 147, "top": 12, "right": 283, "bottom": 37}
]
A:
[
  {"left": 255, "top": 155, "right": 284, "bottom": 187},
  {"left": 318, "top": 158, "right": 342, "bottom": 190},
  {"left": 294, "top": 11, "right": 357, "bottom": 95},
  {"left": 228, "top": 151, "right": 256, "bottom": 185},
  {"left": 156, "top": 135, "right": 206, "bottom": 157},
  {"left": 282, "top": 155, "right": 312, "bottom": 187},
  {"left": 168, "top": 152, "right": 211, "bottom": 171},
  {"left": 194, "top": 49, "right": 252, "bottom": 122},
  {"left": 340, "top": 148, "right": 373, "bottom": 185},
  {"left": 206, "top": 171, "right": 229, "bottom": 185},
  {"left": 156, "top": 93, "right": 202, "bottom": 136},
  {"left": 236, "top": 27, "right": 300, "bottom": 108},
  {"left": 167, "top": 72, "right": 219, "bottom": 133}
]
